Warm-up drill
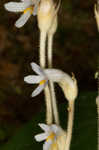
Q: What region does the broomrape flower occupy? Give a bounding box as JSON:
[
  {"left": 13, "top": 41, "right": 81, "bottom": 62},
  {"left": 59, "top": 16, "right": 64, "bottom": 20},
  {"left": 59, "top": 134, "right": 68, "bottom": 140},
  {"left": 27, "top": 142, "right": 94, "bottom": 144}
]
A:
[
  {"left": 24, "top": 62, "right": 48, "bottom": 97},
  {"left": 4, "top": 0, "right": 40, "bottom": 28},
  {"left": 34, "top": 123, "right": 64, "bottom": 150}
]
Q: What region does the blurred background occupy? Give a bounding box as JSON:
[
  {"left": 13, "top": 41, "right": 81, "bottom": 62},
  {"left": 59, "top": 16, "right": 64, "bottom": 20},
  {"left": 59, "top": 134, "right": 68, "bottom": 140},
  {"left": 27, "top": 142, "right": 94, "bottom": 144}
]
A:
[{"left": 0, "top": 0, "right": 98, "bottom": 149}]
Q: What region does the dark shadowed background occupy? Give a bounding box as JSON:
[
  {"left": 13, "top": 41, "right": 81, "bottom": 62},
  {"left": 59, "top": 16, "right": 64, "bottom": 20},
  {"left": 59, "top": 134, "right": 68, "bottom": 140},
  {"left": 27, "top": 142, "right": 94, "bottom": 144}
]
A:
[{"left": 0, "top": 0, "right": 98, "bottom": 149}]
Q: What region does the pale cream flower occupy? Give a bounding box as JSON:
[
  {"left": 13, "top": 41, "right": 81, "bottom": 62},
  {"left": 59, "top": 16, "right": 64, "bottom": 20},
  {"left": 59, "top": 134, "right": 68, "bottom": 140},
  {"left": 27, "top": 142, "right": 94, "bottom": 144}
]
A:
[
  {"left": 34, "top": 123, "right": 65, "bottom": 150},
  {"left": 4, "top": 0, "right": 40, "bottom": 28}
]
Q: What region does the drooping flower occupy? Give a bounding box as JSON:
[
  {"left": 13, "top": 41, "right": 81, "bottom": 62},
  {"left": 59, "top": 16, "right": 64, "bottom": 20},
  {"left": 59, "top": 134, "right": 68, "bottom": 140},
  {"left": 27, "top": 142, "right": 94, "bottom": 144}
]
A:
[
  {"left": 34, "top": 123, "right": 65, "bottom": 150},
  {"left": 24, "top": 62, "right": 48, "bottom": 97},
  {"left": 24, "top": 62, "right": 78, "bottom": 100},
  {"left": 4, "top": 0, "right": 40, "bottom": 28}
]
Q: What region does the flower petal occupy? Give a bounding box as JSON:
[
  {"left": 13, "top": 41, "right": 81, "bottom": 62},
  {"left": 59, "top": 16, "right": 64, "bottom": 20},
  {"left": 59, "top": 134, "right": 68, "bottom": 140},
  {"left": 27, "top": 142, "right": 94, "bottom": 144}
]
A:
[
  {"left": 24, "top": 75, "right": 44, "bottom": 84},
  {"left": 31, "top": 81, "right": 48, "bottom": 97},
  {"left": 15, "top": 11, "right": 31, "bottom": 28},
  {"left": 38, "top": 123, "right": 50, "bottom": 132},
  {"left": 51, "top": 125, "right": 59, "bottom": 133},
  {"left": 4, "top": 2, "right": 29, "bottom": 12},
  {"left": 51, "top": 125, "right": 63, "bottom": 135},
  {"left": 34, "top": 133, "right": 49, "bottom": 142},
  {"left": 33, "top": 5, "right": 38, "bottom": 16},
  {"left": 43, "top": 140, "right": 52, "bottom": 150},
  {"left": 30, "top": 62, "right": 45, "bottom": 76},
  {"left": 21, "top": 0, "right": 33, "bottom": 4}
]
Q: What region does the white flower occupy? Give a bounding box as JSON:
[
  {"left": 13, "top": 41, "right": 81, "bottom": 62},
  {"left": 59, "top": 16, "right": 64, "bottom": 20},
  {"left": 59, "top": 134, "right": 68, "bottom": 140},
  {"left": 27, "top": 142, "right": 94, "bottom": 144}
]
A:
[
  {"left": 4, "top": 0, "right": 40, "bottom": 28},
  {"left": 24, "top": 62, "right": 48, "bottom": 97},
  {"left": 34, "top": 123, "right": 64, "bottom": 150},
  {"left": 24, "top": 62, "right": 78, "bottom": 100}
]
